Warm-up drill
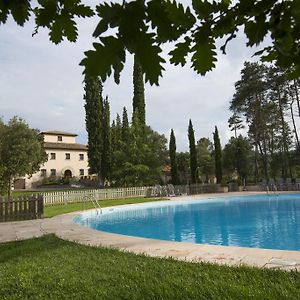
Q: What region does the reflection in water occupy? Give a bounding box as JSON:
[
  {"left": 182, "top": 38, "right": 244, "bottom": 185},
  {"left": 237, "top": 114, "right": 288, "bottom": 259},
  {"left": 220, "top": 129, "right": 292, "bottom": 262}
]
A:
[{"left": 75, "top": 194, "right": 300, "bottom": 251}]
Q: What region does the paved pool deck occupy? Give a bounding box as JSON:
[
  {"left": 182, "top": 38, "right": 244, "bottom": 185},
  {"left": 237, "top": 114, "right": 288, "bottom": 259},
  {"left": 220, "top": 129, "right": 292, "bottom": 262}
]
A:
[{"left": 1, "top": 191, "right": 300, "bottom": 271}]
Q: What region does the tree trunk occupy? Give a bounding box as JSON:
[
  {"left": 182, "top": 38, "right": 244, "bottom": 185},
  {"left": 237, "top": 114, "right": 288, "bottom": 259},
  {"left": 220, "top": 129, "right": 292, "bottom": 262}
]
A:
[
  {"left": 277, "top": 88, "right": 292, "bottom": 179},
  {"left": 294, "top": 79, "right": 300, "bottom": 117},
  {"left": 258, "top": 141, "right": 269, "bottom": 183},
  {"left": 290, "top": 101, "right": 300, "bottom": 149},
  {"left": 254, "top": 143, "right": 259, "bottom": 184}
]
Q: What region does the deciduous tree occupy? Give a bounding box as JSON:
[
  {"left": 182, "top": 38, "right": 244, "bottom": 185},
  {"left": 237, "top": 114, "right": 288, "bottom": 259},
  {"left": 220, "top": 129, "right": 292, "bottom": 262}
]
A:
[
  {"left": 223, "top": 136, "right": 252, "bottom": 184},
  {"left": 2, "top": 1, "right": 299, "bottom": 85},
  {"left": 0, "top": 117, "right": 47, "bottom": 198},
  {"left": 196, "top": 137, "right": 214, "bottom": 183}
]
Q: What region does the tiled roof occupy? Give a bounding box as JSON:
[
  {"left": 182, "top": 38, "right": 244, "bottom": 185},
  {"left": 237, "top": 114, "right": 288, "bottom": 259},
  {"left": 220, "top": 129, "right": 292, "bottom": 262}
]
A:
[
  {"left": 44, "top": 142, "right": 87, "bottom": 151},
  {"left": 41, "top": 130, "right": 78, "bottom": 137}
]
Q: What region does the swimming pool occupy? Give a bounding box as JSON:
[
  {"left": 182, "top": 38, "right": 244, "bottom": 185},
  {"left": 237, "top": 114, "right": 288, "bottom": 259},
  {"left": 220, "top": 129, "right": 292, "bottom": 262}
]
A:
[{"left": 74, "top": 193, "right": 300, "bottom": 251}]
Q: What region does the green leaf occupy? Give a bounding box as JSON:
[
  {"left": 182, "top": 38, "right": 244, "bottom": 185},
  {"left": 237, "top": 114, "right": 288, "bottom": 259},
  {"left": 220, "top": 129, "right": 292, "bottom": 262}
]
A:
[
  {"left": 71, "top": 4, "right": 94, "bottom": 18},
  {"left": 169, "top": 37, "right": 191, "bottom": 66},
  {"left": 147, "top": 0, "right": 181, "bottom": 42},
  {"left": 0, "top": 5, "right": 9, "bottom": 24},
  {"left": 191, "top": 40, "right": 217, "bottom": 75},
  {"left": 80, "top": 36, "right": 125, "bottom": 83},
  {"left": 192, "top": 0, "right": 214, "bottom": 19},
  {"left": 10, "top": 0, "right": 31, "bottom": 26},
  {"left": 213, "top": 12, "right": 235, "bottom": 38},
  {"left": 61, "top": 17, "right": 77, "bottom": 42},
  {"left": 118, "top": 0, "right": 147, "bottom": 42},
  {"left": 133, "top": 32, "right": 165, "bottom": 85},
  {"left": 49, "top": 18, "right": 64, "bottom": 44},
  {"left": 94, "top": 2, "right": 123, "bottom": 37},
  {"left": 93, "top": 20, "right": 108, "bottom": 38},
  {"left": 244, "top": 15, "right": 268, "bottom": 47},
  {"left": 34, "top": 1, "right": 58, "bottom": 27},
  {"left": 163, "top": 0, "right": 195, "bottom": 30}
]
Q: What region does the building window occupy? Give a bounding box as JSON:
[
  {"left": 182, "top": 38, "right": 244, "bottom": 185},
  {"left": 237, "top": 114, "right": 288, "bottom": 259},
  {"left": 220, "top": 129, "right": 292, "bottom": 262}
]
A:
[
  {"left": 50, "top": 153, "right": 56, "bottom": 160},
  {"left": 65, "top": 153, "right": 70, "bottom": 160},
  {"left": 79, "top": 154, "right": 84, "bottom": 161},
  {"left": 57, "top": 136, "right": 62, "bottom": 141},
  {"left": 79, "top": 169, "right": 84, "bottom": 176},
  {"left": 41, "top": 169, "right": 46, "bottom": 177},
  {"left": 50, "top": 169, "right": 56, "bottom": 176}
]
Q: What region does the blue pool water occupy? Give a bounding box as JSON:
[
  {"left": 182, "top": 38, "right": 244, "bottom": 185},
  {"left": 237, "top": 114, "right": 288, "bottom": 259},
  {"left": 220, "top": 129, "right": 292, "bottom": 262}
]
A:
[{"left": 74, "top": 193, "right": 300, "bottom": 251}]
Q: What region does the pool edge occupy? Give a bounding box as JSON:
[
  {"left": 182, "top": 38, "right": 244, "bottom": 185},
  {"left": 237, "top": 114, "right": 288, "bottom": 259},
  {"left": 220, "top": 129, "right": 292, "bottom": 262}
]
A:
[{"left": 55, "top": 191, "right": 300, "bottom": 271}]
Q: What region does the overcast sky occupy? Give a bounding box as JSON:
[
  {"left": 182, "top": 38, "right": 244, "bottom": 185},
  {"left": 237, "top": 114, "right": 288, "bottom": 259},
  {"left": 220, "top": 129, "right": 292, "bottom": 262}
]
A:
[{"left": 0, "top": 3, "right": 260, "bottom": 152}]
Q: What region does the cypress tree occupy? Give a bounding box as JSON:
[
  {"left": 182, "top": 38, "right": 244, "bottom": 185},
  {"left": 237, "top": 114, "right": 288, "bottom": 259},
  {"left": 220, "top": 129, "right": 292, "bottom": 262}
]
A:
[
  {"left": 213, "top": 126, "right": 223, "bottom": 184},
  {"left": 115, "top": 113, "right": 122, "bottom": 145},
  {"left": 122, "top": 106, "right": 130, "bottom": 143},
  {"left": 84, "top": 76, "right": 103, "bottom": 180},
  {"left": 169, "top": 129, "right": 179, "bottom": 185},
  {"left": 101, "top": 96, "right": 111, "bottom": 182},
  {"left": 111, "top": 120, "right": 116, "bottom": 152},
  {"left": 132, "top": 55, "right": 146, "bottom": 125},
  {"left": 188, "top": 119, "right": 198, "bottom": 184}
]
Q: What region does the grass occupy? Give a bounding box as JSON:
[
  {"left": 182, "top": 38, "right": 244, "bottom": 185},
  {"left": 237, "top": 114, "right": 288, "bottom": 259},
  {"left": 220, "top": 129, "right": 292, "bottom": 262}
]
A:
[
  {"left": 0, "top": 234, "right": 299, "bottom": 299},
  {"left": 44, "top": 197, "right": 166, "bottom": 218}
]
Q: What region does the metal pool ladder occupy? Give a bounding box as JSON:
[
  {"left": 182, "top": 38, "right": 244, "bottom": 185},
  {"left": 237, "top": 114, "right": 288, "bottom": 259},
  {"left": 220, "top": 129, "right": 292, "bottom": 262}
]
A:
[
  {"left": 83, "top": 193, "right": 102, "bottom": 215},
  {"left": 91, "top": 194, "right": 102, "bottom": 215}
]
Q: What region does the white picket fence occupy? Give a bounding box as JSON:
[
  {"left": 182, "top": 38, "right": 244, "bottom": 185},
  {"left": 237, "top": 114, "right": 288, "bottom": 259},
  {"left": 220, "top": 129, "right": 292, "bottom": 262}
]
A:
[{"left": 43, "top": 186, "right": 151, "bottom": 206}]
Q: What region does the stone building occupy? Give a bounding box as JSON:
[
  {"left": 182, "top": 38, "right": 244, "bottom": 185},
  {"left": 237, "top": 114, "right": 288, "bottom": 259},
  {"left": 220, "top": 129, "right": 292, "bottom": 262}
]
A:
[{"left": 15, "top": 130, "right": 89, "bottom": 189}]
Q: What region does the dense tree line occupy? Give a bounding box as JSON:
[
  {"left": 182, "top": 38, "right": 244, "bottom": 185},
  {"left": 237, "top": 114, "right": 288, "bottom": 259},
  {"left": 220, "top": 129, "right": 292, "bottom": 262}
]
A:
[
  {"left": 229, "top": 62, "right": 300, "bottom": 183},
  {"left": 84, "top": 59, "right": 300, "bottom": 187}
]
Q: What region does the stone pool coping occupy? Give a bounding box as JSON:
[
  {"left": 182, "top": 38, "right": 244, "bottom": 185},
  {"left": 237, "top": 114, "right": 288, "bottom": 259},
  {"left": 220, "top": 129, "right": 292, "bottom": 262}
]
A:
[{"left": 1, "top": 191, "right": 300, "bottom": 271}]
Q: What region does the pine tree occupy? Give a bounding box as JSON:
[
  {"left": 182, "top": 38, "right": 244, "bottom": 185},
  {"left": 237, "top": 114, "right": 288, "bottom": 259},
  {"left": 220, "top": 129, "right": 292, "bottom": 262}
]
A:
[
  {"left": 188, "top": 119, "right": 198, "bottom": 184},
  {"left": 213, "top": 126, "right": 223, "bottom": 184},
  {"left": 101, "top": 96, "right": 111, "bottom": 182},
  {"left": 84, "top": 76, "right": 103, "bottom": 179},
  {"left": 169, "top": 129, "right": 179, "bottom": 185},
  {"left": 132, "top": 55, "right": 146, "bottom": 125}
]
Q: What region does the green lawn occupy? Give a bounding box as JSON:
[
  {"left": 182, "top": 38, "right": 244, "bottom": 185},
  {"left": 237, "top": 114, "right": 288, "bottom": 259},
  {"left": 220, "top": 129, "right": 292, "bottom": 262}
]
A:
[
  {"left": 44, "top": 197, "right": 166, "bottom": 218},
  {"left": 0, "top": 235, "right": 299, "bottom": 299}
]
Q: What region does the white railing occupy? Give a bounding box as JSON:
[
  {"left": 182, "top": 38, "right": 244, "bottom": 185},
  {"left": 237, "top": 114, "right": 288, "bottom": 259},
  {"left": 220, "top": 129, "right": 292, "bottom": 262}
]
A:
[
  {"left": 43, "top": 186, "right": 150, "bottom": 206},
  {"left": 42, "top": 184, "right": 224, "bottom": 206}
]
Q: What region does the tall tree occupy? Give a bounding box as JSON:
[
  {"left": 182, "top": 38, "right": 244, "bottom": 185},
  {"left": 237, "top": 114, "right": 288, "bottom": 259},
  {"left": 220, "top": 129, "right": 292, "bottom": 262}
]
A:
[
  {"left": 169, "top": 129, "right": 179, "bottom": 185},
  {"left": 132, "top": 55, "right": 146, "bottom": 125},
  {"left": 230, "top": 62, "right": 269, "bottom": 182},
  {"left": 188, "top": 119, "right": 198, "bottom": 184},
  {"left": 196, "top": 137, "right": 214, "bottom": 183},
  {"left": 122, "top": 107, "right": 130, "bottom": 143},
  {"left": 223, "top": 136, "right": 252, "bottom": 185},
  {"left": 84, "top": 76, "right": 103, "bottom": 182},
  {"left": 101, "top": 96, "right": 111, "bottom": 182},
  {"left": 213, "top": 126, "right": 222, "bottom": 184},
  {"left": 267, "top": 66, "right": 293, "bottom": 179},
  {"left": 177, "top": 152, "right": 190, "bottom": 184},
  {"left": 0, "top": 117, "right": 47, "bottom": 198}
]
